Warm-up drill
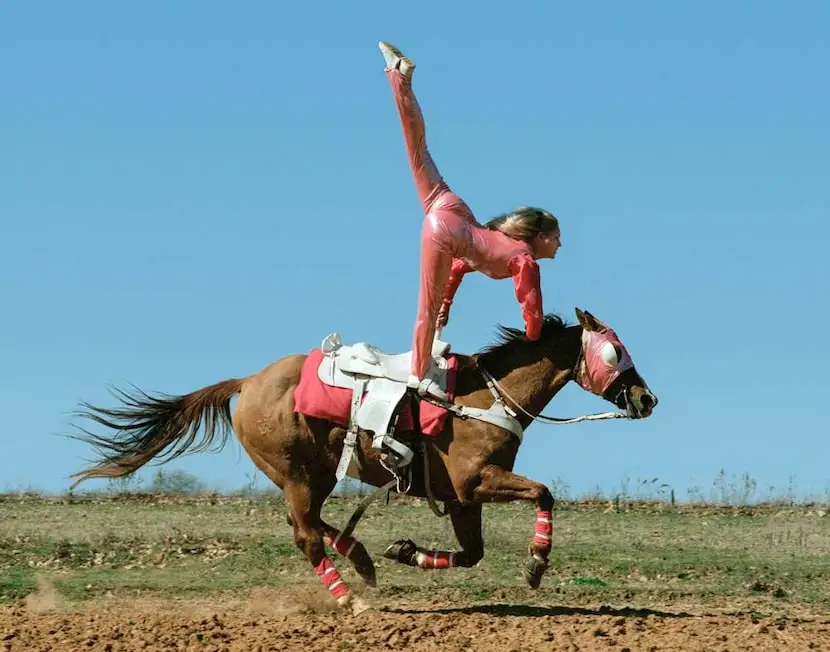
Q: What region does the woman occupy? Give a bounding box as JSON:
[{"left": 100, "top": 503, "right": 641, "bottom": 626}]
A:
[{"left": 379, "top": 41, "right": 562, "bottom": 401}]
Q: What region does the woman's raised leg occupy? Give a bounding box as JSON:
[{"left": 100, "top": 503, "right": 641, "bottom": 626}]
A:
[
  {"left": 380, "top": 42, "right": 449, "bottom": 213},
  {"left": 380, "top": 41, "right": 454, "bottom": 401}
]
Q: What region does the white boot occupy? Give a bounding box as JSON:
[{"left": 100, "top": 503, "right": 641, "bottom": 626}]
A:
[
  {"left": 432, "top": 338, "right": 451, "bottom": 357},
  {"left": 378, "top": 41, "right": 416, "bottom": 76}
]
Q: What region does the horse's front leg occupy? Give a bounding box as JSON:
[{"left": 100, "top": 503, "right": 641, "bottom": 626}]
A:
[
  {"left": 472, "top": 466, "right": 554, "bottom": 589},
  {"left": 383, "top": 502, "right": 484, "bottom": 570}
]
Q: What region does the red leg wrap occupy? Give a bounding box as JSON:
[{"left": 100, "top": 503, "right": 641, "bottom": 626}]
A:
[
  {"left": 533, "top": 510, "right": 553, "bottom": 554},
  {"left": 415, "top": 550, "right": 457, "bottom": 569},
  {"left": 314, "top": 557, "right": 350, "bottom": 600},
  {"left": 326, "top": 532, "right": 357, "bottom": 558}
]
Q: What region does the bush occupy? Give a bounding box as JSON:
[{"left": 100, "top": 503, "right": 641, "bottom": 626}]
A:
[{"left": 149, "top": 470, "right": 206, "bottom": 495}]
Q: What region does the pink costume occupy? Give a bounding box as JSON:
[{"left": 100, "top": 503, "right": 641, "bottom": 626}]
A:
[{"left": 385, "top": 69, "right": 544, "bottom": 381}]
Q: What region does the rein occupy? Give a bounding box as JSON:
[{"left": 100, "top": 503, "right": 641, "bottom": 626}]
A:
[
  {"left": 473, "top": 356, "right": 630, "bottom": 427},
  {"left": 436, "top": 325, "right": 628, "bottom": 426}
]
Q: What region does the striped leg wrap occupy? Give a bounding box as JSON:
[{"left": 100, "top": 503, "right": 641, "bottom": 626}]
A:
[
  {"left": 414, "top": 550, "right": 458, "bottom": 570},
  {"left": 534, "top": 510, "right": 553, "bottom": 554},
  {"left": 326, "top": 532, "right": 358, "bottom": 559},
  {"left": 314, "top": 557, "right": 350, "bottom": 600}
]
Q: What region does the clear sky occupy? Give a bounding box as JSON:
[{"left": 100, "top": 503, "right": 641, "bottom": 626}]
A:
[{"left": 2, "top": 1, "right": 828, "bottom": 502}]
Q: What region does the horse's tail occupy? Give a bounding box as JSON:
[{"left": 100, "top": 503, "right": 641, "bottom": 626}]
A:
[{"left": 68, "top": 378, "right": 245, "bottom": 488}]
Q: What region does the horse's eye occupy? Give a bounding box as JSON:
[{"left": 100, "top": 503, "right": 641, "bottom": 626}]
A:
[{"left": 600, "top": 341, "right": 619, "bottom": 367}]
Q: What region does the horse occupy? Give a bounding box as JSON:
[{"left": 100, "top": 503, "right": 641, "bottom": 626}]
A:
[{"left": 67, "top": 308, "right": 658, "bottom": 614}]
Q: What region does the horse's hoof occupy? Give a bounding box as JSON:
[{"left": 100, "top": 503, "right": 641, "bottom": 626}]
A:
[
  {"left": 383, "top": 539, "right": 418, "bottom": 567},
  {"left": 336, "top": 593, "right": 373, "bottom": 616},
  {"left": 350, "top": 594, "right": 373, "bottom": 616},
  {"left": 354, "top": 560, "right": 377, "bottom": 587},
  {"left": 522, "top": 553, "right": 549, "bottom": 590},
  {"left": 348, "top": 544, "right": 377, "bottom": 586}
]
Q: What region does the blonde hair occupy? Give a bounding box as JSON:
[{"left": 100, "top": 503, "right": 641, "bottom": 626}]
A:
[{"left": 484, "top": 206, "right": 559, "bottom": 243}]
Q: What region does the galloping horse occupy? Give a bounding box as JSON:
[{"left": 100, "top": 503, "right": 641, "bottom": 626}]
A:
[{"left": 68, "top": 308, "right": 658, "bottom": 614}]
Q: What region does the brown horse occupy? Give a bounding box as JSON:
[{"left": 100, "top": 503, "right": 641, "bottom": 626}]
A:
[{"left": 68, "top": 308, "right": 657, "bottom": 614}]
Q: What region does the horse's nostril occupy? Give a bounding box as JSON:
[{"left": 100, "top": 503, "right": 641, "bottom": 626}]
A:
[{"left": 641, "top": 393, "right": 654, "bottom": 409}]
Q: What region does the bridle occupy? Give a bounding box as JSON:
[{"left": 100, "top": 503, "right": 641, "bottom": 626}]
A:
[{"left": 572, "top": 340, "right": 635, "bottom": 419}]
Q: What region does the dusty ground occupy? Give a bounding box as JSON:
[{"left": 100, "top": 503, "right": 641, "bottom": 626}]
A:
[
  {"left": 4, "top": 495, "right": 829, "bottom": 650},
  {"left": 3, "top": 585, "right": 829, "bottom": 652}
]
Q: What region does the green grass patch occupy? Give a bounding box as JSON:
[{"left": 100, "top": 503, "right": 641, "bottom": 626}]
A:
[{"left": 1, "top": 494, "right": 828, "bottom": 612}]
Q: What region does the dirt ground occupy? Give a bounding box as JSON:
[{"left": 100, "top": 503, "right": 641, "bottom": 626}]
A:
[{"left": 3, "top": 585, "right": 830, "bottom": 652}]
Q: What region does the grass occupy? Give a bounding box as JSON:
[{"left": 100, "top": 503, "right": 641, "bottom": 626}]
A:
[{"left": 2, "top": 491, "right": 829, "bottom": 615}]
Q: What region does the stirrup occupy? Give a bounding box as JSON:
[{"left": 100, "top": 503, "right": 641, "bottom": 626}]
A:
[
  {"left": 373, "top": 433, "right": 414, "bottom": 493},
  {"left": 371, "top": 433, "right": 414, "bottom": 468}
]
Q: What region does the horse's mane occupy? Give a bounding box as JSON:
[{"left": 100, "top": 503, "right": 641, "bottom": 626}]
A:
[{"left": 476, "top": 313, "right": 571, "bottom": 366}]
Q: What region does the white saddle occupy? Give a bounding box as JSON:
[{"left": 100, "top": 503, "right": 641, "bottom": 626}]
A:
[
  {"left": 317, "top": 331, "right": 526, "bottom": 484},
  {"left": 319, "top": 333, "right": 451, "bottom": 387},
  {"left": 318, "top": 332, "right": 452, "bottom": 481}
]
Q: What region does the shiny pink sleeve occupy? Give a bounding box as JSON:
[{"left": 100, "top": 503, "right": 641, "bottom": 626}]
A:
[
  {"left": 442, "top": 258, "right": 472, "bottom": 306},
  {"left": 509, "top": 254, "right": 543, "bottom": 341}
]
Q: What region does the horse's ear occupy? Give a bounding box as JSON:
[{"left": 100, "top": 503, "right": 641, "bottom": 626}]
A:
[
  {"left": 575, "top": 308, "right": 593, "bottom": 331},
  {"left": 575, "top": 308, "right": 605, "bottom": 332},
  {"left": 586, "top": 311, "right": 610, "bottom": 330}
]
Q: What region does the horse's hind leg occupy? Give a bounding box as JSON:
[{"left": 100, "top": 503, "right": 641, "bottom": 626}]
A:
[
  {"left": 383, "top": 502, "right": 484, "bottom": 570},
  {"left": 283, "top": 481, "right": 371, "bottom": 615}
]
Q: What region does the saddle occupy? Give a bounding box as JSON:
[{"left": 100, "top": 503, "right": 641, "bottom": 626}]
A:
[{"left": 317, "top": 332, "right": 452, "bottom": 480}]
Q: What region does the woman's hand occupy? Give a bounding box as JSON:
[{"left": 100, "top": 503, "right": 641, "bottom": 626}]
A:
[{"left": 436, "top": 301, "right": 451, "bottom": 328}]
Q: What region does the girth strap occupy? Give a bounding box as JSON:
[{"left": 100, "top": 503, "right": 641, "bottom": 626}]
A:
[{"left": 335, "top": 376, "right": 366, "bottom": 482}]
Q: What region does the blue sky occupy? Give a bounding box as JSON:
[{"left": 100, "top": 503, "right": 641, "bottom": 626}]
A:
[{"left": 2, "top": 2, "right": 828, "bottom": 501}]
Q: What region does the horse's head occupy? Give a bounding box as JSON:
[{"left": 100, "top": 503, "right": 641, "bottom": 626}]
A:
[{"left": 574, "top": 308, "right": 658, "bottom": 419}]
